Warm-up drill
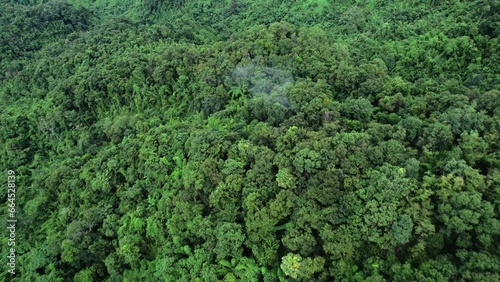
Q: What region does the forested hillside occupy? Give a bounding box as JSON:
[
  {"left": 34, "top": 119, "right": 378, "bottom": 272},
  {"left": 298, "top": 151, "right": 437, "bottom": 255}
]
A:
[{"left": 0, "top": 0, "right": 499, "bottom": 281}]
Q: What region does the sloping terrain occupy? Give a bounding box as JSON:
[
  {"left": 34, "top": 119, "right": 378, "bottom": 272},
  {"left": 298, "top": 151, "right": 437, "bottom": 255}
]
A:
[{"left": 0, "top": 0, "right": 498, "bottom": 281}]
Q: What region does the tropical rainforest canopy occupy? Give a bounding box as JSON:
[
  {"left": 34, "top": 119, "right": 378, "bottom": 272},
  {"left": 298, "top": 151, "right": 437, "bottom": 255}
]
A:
[{"left": 0, "top": 0, "right": 499, "bottom": 281}]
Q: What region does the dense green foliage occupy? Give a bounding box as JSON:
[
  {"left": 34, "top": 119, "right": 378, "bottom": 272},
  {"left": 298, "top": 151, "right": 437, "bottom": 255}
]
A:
[{"left": 1, "top": 0, "right": 499, "bottom": 281}]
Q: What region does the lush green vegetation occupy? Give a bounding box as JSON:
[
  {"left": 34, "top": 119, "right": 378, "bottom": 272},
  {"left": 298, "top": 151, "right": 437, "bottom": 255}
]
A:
[{"left": 1, "top": 0, "right": 499, "bottom": 281}]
